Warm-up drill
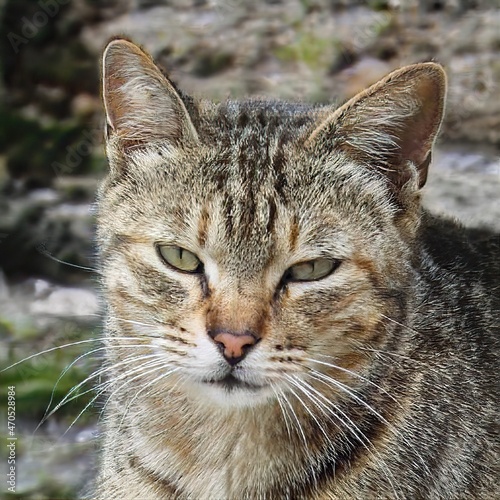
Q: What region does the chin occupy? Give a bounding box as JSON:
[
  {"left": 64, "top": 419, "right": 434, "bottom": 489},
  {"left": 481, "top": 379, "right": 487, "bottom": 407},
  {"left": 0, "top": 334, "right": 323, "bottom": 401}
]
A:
[{"left": 185, "top": 374, "right": 275, "bottom": 409}]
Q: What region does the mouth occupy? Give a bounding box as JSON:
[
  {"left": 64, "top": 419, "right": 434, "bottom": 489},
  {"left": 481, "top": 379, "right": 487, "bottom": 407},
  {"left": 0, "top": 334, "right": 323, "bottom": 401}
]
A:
[{"left": 204, "top": 373, "right": 262, "bottom": 392}]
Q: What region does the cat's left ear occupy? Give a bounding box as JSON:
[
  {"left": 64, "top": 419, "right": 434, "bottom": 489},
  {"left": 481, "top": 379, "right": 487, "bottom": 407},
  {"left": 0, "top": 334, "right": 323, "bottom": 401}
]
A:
[
  {"left": 306, "top": 63, "right": 446, "bottom": 190},
  {"left": 102, "top": 38, "right": 198, "bottom": 150}
]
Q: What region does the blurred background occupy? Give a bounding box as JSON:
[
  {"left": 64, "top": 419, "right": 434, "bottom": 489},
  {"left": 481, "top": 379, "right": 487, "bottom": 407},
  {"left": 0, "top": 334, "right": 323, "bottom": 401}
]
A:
[{"left": 0, "top": 0, "right": 499, "bottom": 498}]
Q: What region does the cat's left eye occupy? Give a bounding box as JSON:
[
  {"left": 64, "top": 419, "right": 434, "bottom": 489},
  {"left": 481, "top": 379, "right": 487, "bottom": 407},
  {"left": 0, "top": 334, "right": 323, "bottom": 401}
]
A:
[
  {"left": 285, "top": 258, "right": 339, "bottom": 282},
  {"left": 157, "top": 245, "right": 202, "bottom": 273}
]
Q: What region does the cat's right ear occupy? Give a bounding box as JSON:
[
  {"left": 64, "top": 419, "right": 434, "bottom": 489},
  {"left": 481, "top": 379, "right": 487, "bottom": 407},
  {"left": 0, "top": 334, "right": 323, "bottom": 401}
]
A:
[{"left": 102, "top": 38, "right": 198, "bottom": 151}]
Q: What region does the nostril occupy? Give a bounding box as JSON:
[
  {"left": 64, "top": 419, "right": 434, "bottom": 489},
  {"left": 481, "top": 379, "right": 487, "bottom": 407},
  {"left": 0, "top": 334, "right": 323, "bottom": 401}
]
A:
[{"left": 213, "top": 339, "right": 225, "bottom": 354}]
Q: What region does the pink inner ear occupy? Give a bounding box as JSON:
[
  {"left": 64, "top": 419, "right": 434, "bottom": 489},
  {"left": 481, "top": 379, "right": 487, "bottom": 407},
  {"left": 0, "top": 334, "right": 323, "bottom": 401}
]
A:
[
  {"left": 398, "top": 76, "right": 445, "bottom": 170},
  {"left": 104, "top": 72, "right": 128, "bottom": 133},
  {"left": 102, "top": 39, "right": 198, "bottom": 148},
  {"left": 103, "top": 41, "right": 146, "bottom": 133},
  {"left": 304, "top": 65, "right": 446, "bottom": 192}
]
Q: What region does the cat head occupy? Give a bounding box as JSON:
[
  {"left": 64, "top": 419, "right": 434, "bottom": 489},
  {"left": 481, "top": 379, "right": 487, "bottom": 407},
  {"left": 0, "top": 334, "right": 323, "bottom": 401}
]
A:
[{"left": 98, "top": 39, "right": 446, "bottom": 408}]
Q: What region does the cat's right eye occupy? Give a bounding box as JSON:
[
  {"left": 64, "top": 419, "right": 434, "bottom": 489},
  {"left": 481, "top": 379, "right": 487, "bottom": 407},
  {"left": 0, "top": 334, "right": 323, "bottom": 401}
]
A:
[{"left": 157, "top": 245, "right": 202, "bottom": 273}]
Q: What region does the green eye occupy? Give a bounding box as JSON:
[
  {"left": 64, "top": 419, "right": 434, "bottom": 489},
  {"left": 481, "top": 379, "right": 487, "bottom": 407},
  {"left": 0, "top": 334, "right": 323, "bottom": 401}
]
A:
[
  {"left": 286, "top": 258, "right": 339, "bottom": 282},
  {"left": 157, "top": 245, "right": 202, "bottom": 273}
]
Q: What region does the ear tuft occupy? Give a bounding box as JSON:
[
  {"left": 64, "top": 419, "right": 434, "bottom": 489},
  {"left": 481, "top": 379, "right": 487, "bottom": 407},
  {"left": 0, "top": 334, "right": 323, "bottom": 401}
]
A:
[
  {"left": 307, "top": 63, "right": 447, "bottom": 190},
  {"left": 102, "top": 38, "right": 198, "bottom": 150}
]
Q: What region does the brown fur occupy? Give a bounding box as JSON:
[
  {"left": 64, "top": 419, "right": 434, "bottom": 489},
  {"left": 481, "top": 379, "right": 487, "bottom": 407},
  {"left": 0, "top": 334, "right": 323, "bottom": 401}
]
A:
[{"left": 90, "top": 39, "right": 499, "bottom": 499}]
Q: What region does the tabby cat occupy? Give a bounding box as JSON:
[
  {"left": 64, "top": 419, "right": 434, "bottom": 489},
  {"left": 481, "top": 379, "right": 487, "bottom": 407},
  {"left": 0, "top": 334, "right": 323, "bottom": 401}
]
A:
[{"left": 93, "top": 38, "right": 499, "bottom": 499}]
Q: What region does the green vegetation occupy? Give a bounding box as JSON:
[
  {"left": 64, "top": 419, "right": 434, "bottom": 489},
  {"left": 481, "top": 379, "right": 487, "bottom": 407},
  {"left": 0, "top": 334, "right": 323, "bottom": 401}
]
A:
[
  {"left": 1, "top": 315, "right": 99, "bottom": 498},
  {"left": 274, "top": 31, "right": 336, "bottom": 70},
  {"left": 0, "top": 108, "right": 101, "bottom": 186},
  {"left": 1, "top": 321, "right": 97, "bottom": 422}
]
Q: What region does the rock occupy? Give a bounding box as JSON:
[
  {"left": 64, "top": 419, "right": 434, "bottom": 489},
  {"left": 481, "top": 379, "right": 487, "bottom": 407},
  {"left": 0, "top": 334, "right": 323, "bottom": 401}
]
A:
[
  {"left": 30, "top": 286, "right": 100, "bottom": 317},
  {"left": 71, "top": 94, "right": 102, "bottom": 120},
  {"left": 76, "top": 2, "right": 500, "bottom": 145},
  {"left": 336, "top": 57, "right": 392, "bottom": 98},
  {"left": 424, "top": 145, "right": 500, "bottom": 231},
  {"left": 0, "top": 190, "right": 95, "bottom": 282}
]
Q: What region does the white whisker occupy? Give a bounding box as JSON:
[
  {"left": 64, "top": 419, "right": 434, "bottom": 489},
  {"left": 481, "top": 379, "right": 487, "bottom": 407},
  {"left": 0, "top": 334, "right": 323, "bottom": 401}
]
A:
[
  {"left": 304, "top": 356, "right": 404, "bottom": 410},
  {"left": 2, "top": 336, "right": 150, "bottom": 373},
  {"left": 279, "top": 385, "right": 308, "bottom": 448},
  {"left": 304, "top": 372, "right": 402, "bottom": 499},
  {"left": 38, "top": 350, "right": 161, "bottom": 429},
  {"left": 117, "top": 367, "right": 180, "bottom": 430},
  {"left": 272, "top": 385, "right": 293, "bottom": 439},
  {"left": 284, "top": 374, "right": 331, "bottom": 443},
  {"left": 60, "top": 357, "right": 169, "bottom": 440},
  {"left": 99, "top": 358, "right": 173, "bottom": 413}
]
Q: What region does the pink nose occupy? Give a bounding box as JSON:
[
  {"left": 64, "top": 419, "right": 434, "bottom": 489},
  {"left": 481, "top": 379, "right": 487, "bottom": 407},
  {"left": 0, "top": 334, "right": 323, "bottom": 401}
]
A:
[{"left": 211, "top": 331, "right": 258, "bottom": 365}]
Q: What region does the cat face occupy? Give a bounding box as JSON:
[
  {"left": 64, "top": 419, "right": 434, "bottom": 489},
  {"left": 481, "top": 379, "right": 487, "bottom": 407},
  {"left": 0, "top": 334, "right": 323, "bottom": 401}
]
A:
[{"left": 98, "top": 40, "right": 445, "bottom": 409}]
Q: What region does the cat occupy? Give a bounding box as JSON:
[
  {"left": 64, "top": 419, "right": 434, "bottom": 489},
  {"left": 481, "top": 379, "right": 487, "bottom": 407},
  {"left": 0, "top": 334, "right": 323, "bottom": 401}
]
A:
[{"left": 91, "top": 38, "right": 499, "bottom": 499}]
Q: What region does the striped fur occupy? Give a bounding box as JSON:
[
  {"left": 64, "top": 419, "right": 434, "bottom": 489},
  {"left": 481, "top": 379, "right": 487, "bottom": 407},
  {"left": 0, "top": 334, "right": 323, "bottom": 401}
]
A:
[{"left": 91, "top": 39, "right": 499, "bottom": 499}]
